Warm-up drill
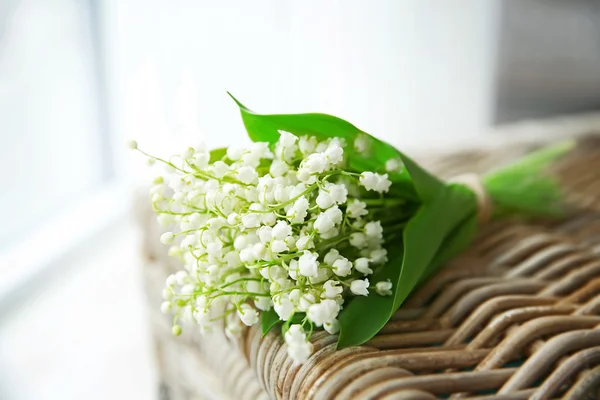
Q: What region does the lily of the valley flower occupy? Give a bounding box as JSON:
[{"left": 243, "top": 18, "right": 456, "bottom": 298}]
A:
[{"left": 134, "top": 130, "right": 394, "bottom": 364}]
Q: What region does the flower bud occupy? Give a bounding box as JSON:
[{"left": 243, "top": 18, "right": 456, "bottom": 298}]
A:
[
  {"left": 172, "top": 325, "right": 182, "bottom": 336},
  {"left": 160, "top": 301, "right": 172, "bottom": 314}
]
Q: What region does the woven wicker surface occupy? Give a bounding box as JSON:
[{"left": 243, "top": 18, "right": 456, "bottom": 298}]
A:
[{"left": 138, "top": 116, "right": 600, "bottom": 400}]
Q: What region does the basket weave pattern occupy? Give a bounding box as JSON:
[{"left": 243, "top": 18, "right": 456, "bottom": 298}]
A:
[{"left": 140, "top": 132, "right": 600, "bottom": 399}]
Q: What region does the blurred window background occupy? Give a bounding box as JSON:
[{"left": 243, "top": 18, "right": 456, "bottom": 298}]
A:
[
  {"left": 1, "top": 1, "right": 600, "bottom": 399},
  {"left": 0, "top": 0, "right": 108, "bottom": 248}
]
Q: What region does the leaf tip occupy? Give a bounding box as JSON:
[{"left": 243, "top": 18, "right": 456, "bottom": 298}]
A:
[{"left": 226, "top": 91, "right": 248, "bottom": 110}]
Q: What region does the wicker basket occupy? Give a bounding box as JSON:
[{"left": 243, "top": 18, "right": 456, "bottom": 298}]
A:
[{"left": 138, "top": 114, "right": 600, "bottom": 400}]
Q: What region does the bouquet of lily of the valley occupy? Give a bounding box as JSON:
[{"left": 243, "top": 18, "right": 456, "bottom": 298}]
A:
[{"left": 132, "top": 94, "right": 573, "bottom": 363}]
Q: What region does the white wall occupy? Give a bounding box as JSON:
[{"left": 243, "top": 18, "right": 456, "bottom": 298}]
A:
[{"left": 106, "top": 0, "right": 498, "bottom": 176}]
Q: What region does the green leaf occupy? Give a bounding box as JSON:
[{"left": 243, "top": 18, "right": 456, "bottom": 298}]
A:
[
  {"left": 228, "top": 92, "right": 417, "bottom": 198},
  {"left": 261, "top": 309, "right": 281, "bottom": 336},
  {"left": 336, "top": 246, "right": 403, "bottom": 348},
  {"left": 396, "top": 150, "right": 445, "bottom": 203},
  {"left": 209, "top": 147, "right": 228, "bottom": 163},
  {"left": 393, "top": 184, "right": 476, "bottom": 311},
  {"left": 420, "top": 211, "right": 478, "bottom": 282},
  {"left": 337, "top": 184, "right": 477, "bottom": 348}
]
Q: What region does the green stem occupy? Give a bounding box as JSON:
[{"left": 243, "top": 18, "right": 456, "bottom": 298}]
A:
[{"left": 483, "top": 140, "right": 575, "bottom": 218}]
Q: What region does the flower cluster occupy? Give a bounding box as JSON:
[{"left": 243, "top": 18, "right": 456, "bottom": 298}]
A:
[{"left": 132, "top": 131, "right": 397, "bottom": 363}]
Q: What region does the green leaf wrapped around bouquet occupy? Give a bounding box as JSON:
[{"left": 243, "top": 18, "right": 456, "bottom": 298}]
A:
[
  {"left": 228, "top": 94, "right": 573, "bottom": 348},
  {"left": 132, "top": 94, "right": 572, "bottom": 365}
]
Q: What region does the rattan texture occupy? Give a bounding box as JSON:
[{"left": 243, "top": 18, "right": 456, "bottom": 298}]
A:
[{"left": 139, "top": 119, "right": 600, "bottom": 400}]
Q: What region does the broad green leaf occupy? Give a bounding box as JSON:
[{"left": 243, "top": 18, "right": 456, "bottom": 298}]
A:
[
  {"left": 420, "top": 211, "right": 478, "bottom": 282},
  {"left": 261, "top": 309, "right": 281, "bottom": 336},
  {"left": 337, "top": 184, "right": 476, "bottom": 348},
  {"left": 396, "top": 150, "right": 446, "bottom": 203},
  {"left": 392, "top": 184, "right": 475, "bottom": 311},
  {"left": 228, "top": 93, "right": 417, "bottom": 198},
  {"left": 336, "top": 246, "right": 403, "bottom": 348},
  {"left": 209, "top": 147, "right": 228, "bottom": 163}
]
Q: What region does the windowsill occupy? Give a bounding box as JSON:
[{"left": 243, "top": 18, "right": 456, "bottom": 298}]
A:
[{"left": 0, "top": 217, "right": 157, "bottom": 400}]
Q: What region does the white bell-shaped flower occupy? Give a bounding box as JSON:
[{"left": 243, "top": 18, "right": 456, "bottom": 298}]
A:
[
  {"left": 332, "top": 258, "right": 352, "bottom": 277},
  {"left": 350, "top": 279, "right": 370, "bottom": 296},
  {"left": 274, "top": 293, "right": 295, "bottom": 321},
  {"left": 355, "top": 257, "right": 373, "bottom": 275},
  {"left": 376, "top": 280, "right": 393, "bottom": 296},
  {"left": 322, "top": 280, "right": 343, "bottom": 299},
  {"left": 272, "top": 220, "right": 292, "bottom": 240},
  {"left": 307, "top": 299, "right": 340, "bottom": 327},
  {"left": 237, "top": 304, "right": 259, "bottom": 326},
  {"left": 298, "top": 251, "right": 319, "bottom": 277}
]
